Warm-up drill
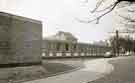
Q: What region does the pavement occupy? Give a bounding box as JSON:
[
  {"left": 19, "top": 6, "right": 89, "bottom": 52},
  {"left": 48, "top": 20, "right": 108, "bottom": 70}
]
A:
[
  {"left": 23, "top": 58, "right": 114, "bottom": 83},
  {"left": 88, "top": 56, "right": 135, "bottom": 83}
]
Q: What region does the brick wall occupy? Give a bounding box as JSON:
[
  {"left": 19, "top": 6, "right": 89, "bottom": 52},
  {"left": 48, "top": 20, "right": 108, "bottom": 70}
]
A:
[{"left": 0, "top": 12, "right": 42, "bottom": 65}]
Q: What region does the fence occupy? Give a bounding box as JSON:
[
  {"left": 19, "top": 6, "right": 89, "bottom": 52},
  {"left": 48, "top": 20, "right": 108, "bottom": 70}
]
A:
[{"left": 42, "top": 48, "right": 109, "bottom": 58}]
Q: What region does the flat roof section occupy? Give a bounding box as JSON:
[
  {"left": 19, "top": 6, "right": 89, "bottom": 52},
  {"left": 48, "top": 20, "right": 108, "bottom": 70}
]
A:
[{"left": 0, "top": 12, "right": 42, "bottom": 24}]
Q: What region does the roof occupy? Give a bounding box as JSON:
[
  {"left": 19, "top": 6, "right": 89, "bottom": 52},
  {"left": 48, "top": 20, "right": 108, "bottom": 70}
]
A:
[
  {"left": 44, "top": 31, "right": 78, "bottom": 43},
  {"left": 0, "top": 12, "right": 42, "bottom": 24}
]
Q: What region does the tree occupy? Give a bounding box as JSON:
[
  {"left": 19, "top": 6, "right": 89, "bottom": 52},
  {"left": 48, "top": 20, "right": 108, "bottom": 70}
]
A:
[
  {"left": 77, "top": 0, "right": 135, "bottom": 24},
  {"left": 119, "top": 12, "right": 135, "bottom": 32},
  {"left": 109, "top": 35, "right": 134, "bottom": 54}
]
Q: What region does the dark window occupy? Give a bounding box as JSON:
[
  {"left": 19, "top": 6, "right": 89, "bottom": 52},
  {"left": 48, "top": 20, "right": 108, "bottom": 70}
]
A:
[
  {"left": 74, "top": 45, "right": 76, "bottom": 51},
  {"left": 65, "top": 44, "right": 69, "bottom": 51},
  {"left": 56, "top": 43, "right": 60, "bottom": 51}
]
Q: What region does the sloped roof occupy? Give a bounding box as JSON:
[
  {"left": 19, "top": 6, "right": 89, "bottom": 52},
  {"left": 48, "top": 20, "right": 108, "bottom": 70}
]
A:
[{"left": 44, "top": 31, "right": 77, "bottom": 43}]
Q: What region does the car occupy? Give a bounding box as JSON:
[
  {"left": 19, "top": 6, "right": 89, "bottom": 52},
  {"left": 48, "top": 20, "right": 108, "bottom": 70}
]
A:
[
  {"left": 124, "top": 51, "right": 135, "bottom": 56},
  {"left": 104, "top": 51, "right": 114, "bottom": 58}
]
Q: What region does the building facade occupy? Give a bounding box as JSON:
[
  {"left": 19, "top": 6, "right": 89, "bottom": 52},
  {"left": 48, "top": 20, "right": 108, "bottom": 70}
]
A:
[
  {"left": 0, "top": 12, "right": 42, "bottom": 66},
  {"left": 42, "top": 31, "right": 111, "bottom": 58}
]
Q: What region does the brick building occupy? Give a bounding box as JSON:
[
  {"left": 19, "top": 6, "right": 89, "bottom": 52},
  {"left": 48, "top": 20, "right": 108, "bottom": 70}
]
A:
[{"left": 0, "top": 12, "right": 42, "bottom": 66}]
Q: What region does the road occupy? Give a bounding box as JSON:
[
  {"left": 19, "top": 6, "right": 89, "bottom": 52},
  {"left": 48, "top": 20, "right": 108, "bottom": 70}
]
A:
[
  {"left": 88, "top": 56, "right": 135, "bottom": 83},
  {"left": 23, "top": 56, "right": 135, "bottom": 83},
  {"left": 23, "top": 58, "right": 113, "bottom": 83}
]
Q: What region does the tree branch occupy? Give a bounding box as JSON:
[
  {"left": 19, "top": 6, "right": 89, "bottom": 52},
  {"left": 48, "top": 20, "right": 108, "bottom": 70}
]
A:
[
  {"left": 87, "top": 1, "right": 119, "bottom": 23},
  {"left": 91, "top": 0, "right": 107, "bottom": 13},
  {"left": 94, "top": 3, "right": 115, "bottom": 12},
  {"left": 76, "top": 0, "right": 135, "bottom": 24},
  {"left": 119, "top": 15, "right": 135, "bottom": 22}
]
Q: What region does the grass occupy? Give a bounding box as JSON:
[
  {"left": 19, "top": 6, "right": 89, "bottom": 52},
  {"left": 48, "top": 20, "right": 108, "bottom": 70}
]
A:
[{"left": 0, "top": 59, "right": 84, "bottom": 83}]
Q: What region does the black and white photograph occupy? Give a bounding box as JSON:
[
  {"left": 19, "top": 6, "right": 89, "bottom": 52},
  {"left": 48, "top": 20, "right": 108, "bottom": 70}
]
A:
[{"left": 0, "top": 0, "right": 135, "bottom": 83}]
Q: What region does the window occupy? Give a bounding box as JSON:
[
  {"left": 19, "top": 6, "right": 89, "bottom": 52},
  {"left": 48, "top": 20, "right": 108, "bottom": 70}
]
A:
[
  {"left": 74, "top": 45, "right": 77, "bottom": 51},
  {"left": 56, "top": 43, "right": 60, "bottom": 51},
  {"left": 65, "top": 43, "right": 69, "bottom": 51}
]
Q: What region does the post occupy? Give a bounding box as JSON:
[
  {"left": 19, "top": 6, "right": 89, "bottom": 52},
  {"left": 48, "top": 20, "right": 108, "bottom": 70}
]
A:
[{"left": 116, "top": 30, "right": 119, "bottom": 56}]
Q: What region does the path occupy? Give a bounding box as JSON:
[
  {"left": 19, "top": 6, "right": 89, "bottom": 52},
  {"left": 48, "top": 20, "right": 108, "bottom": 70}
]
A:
[{"left": 23, "top": 58, "right": 114, "bottom": 83}]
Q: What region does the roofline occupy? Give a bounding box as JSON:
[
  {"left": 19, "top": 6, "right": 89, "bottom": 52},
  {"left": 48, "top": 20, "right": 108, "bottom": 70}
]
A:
[
  {"left": 0, "top": 12, "right": 42, "bottom": 24},
  {"left": 43, "top": 39, "right": 77, "bottom": 44},
  {"left": 43, "top": 39, "right": 109, "bottom": 47}
]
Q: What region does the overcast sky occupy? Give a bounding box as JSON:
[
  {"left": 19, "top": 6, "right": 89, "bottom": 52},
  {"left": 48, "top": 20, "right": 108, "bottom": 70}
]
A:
[{"left": 0, "top": 0, "right": 119, "bottom": 43}]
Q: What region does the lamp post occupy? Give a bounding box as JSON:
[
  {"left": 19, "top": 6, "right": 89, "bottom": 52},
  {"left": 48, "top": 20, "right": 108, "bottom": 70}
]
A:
[{"left": 116, "top": 30, "right": 119, "bottom": 56}]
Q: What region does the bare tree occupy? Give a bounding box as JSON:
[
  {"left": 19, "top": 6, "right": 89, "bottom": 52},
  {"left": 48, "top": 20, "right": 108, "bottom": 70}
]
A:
[
  {"left": 119, "top": 14, "right": 135, "bottom": 31},
  {"left": 77, "top": 0, "right": 135, "bottom": 24},
  {"left": 109, "top": 35, "right": 134, "bottom": 53}
]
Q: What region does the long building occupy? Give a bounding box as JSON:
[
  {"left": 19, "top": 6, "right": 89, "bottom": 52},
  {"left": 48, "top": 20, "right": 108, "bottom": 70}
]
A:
[{"left": 42, "top": 31, "right": 111, "bottom": 58}]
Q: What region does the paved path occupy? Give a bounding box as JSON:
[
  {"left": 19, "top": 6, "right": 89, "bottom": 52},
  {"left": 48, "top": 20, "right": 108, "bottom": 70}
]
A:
[
  {"left": 23, "top": 58, "right": 113, "bottom": 83},
  {"left": 88, "top": 56, "right": 135, "bottom": 83}
]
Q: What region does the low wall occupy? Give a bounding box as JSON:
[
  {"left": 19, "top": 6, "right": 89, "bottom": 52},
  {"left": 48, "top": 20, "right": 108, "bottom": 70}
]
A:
[{"left": 42, "top": 51, "right": 105, "bottom": 59}]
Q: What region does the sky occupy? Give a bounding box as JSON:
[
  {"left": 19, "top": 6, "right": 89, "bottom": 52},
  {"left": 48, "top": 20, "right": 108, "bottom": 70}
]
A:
[{"left": 0, "top": 0, "right": 118, "bottom": 43}]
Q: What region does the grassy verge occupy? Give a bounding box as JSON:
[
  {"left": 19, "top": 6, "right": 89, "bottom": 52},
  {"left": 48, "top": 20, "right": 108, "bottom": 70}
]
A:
[{"left": 0, "top": 59, "right": 84, "bottom": 83}]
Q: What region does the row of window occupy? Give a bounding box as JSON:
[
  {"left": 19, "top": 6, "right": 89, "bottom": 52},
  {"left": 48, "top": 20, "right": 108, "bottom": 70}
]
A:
[{"left": 45, "top": 42, "right": 110, "bottom": 52}]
